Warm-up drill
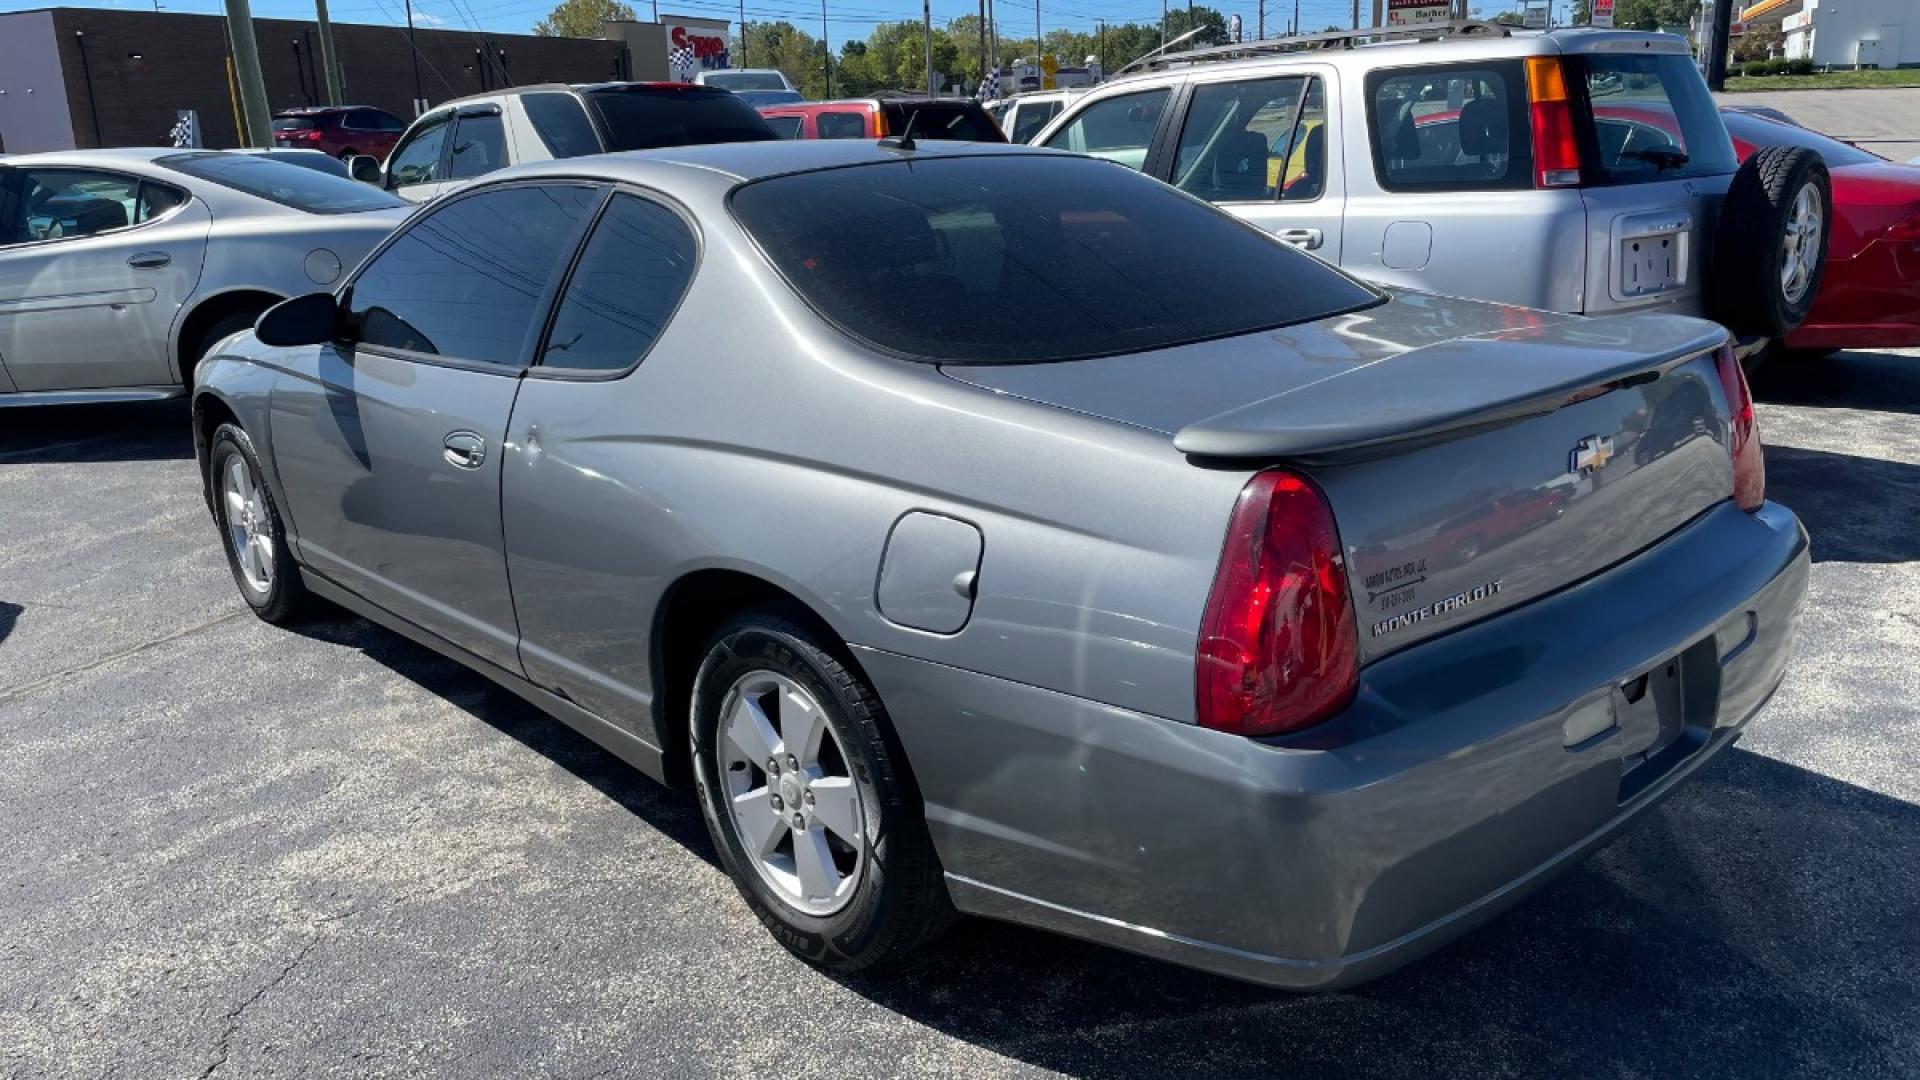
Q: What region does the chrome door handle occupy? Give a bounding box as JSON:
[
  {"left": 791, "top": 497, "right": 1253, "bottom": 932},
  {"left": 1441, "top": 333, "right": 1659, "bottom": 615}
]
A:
[
  {"left": 1275, "top": 228, "right": 1323, "bottom": 250},
  {"left": 442, "top": 431, "right": 486, "bottom": 469},
  {"left": 127, "top": 251, "right": 172, "bottom": 269}
]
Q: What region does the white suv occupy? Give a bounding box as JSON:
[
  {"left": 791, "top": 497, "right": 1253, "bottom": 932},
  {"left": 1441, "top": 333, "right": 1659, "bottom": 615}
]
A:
[{"left": 1034, "top": 23, "right": 1833, "bottom": 341}]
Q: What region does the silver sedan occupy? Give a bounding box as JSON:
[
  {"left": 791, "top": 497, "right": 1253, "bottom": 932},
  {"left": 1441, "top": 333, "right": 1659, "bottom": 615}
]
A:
[
  {"left": 0, "top": 148, "right": 407, "bottom": 407},
  {"left": 192, "top": 140, "right": 1808, "bottom": 989}
]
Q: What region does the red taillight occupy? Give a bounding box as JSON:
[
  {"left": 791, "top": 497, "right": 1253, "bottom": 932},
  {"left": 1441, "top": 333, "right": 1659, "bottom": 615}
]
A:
[
  {"left": 1196, "top": 470, "right": 1359, "bottom": 737},
  {"left": 1714, "top": 345, "right": 1766, "bottom": 511},
  {"left": 1526, "top": 57, "right": 1581, "bottom": 189}
]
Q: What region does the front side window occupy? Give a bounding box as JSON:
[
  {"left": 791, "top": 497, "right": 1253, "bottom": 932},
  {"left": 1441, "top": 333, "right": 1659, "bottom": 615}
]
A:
[
  {"left": 1367, "top": 62, "right": 1532, "bottom": 192},
  {"left": 5, "top": 169, "right": 142, "bottom": 243},
  {"left": 1576, "top": 54, "right": 1740, "bottom": 185},
  {"left": 540, "top": 194, "right": 697, "bottom": 372},
  {"left": 449, "top": 113, "right": 507, "bottom": 180},
  {"left": 157, "top": 153, "right": 405, "bottom": 213},
  {"left": 387, "top": 115, "right": 451, "bottom": 187},
  {"left": 1173, "top": 76, "right": 1320, "bottom": 203},
  {"left": 344, "top": 184, "right": 600, "bottom": 367},
  {"left": 730, "top": 155, "right": 1380, "bottom": 364},
  {"left": 523, "top": 92, "right": 603, "bottom": 158},
  {"left": 1041, "top": 88, "right": 1170, "bottom": 171},
  {"left": 815, "top": 111, "right": 868, "bottom": 139}
]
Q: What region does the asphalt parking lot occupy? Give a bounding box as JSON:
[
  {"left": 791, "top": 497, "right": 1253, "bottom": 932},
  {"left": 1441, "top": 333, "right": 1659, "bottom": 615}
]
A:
[{"left": 2, "top": 350, "right": 1917, "bottom": 1079}]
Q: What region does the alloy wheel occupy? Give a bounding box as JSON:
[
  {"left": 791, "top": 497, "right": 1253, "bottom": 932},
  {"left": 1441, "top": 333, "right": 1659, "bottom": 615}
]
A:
[
  {"left": 222, "top": 455, "right": 274, "bottom": 594},
  {"left": 717, "top": 670, "right": 869, "bottom": 917},
  {"left": 1780, "top": 182, "right": 1823, "bottom": 305}
]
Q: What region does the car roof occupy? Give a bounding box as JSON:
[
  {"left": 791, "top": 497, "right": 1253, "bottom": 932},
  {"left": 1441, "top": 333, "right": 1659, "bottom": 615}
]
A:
[
  {"left": 1095, "top": 26, "right": 1689, "bottom": 90},
  {"left": 501, "top": 138, "right": 1061, "bottom": 186},
  {"left": 274, "top": 105, "right": 384, "bottom": 115}
]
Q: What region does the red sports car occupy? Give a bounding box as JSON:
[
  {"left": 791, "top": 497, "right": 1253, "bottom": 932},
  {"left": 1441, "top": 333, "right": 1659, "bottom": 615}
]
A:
[{"left": 1722, "top": 108, "right": 1920, "bottom": 357}]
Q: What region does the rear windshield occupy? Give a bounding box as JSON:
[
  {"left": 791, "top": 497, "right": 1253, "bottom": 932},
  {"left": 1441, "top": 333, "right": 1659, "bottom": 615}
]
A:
[
  {"left": 272, "top": 117, "right": 316, "bottom": 131},
  {"left": 882, "top": 103, "right": 1005, "bottom": 142},
  {"left": 1720, "top": 109, "right": 1881, "bottom": 167},
  {"left": 1574, "top": 54, "right": 1739, "bottom": 184},
  {"left": 763, "top": 114, "right": 805, "bottom": 139},
  {"left": 157, "top": 152, "right": 406, "bottom": 213},
  {"left": 706, "top": 71, "right": 788, "bottom": 91},
  {"left": 730, "top": 154, "right": 1380, "bottom": 364},
  {"left": 586, "top": 88, "right": 779, "bottom": 151}
]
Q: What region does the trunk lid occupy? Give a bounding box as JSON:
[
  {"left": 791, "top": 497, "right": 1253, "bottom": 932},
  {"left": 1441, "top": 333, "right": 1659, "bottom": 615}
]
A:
[{"left": 941, "top": 292, "right": 1739, "bottom": 659}]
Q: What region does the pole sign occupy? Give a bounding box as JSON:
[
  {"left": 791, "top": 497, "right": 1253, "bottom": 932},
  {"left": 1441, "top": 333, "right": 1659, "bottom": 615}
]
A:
[
  {"left": 1386, "top": 0, "right": 1451, "bottom": 25},
  {"left": 1590, "top": 0, "right": 1614, "bottom": 28},
  {"left": 662, "top": 17, "right": 731, "bottom": 79},
  {"left": 1040, "top": 53, "right": 1058, "bottom": 90},
  {"left": 1228, "top": 13, "right": 1243, "bottom": 41}
]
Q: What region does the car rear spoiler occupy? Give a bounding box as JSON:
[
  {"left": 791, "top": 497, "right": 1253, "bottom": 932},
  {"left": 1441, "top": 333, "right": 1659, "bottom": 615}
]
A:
[{"left": 1172, "top": 315, "right": 1729, "bottom": 462}]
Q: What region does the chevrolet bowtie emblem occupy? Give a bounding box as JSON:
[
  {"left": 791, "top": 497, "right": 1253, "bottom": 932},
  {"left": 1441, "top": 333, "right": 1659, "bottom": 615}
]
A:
[{"left": 1571, "top": 435, "right": 1615, "bottom": 475}]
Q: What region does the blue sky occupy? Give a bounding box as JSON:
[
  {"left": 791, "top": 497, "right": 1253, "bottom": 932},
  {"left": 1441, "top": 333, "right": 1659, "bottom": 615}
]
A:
[{"left": 1, "top": 0, "right": 1391, "bottom": 49}]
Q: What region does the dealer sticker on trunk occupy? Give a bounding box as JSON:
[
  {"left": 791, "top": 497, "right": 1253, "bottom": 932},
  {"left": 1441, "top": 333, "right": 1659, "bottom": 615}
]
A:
[{"left": 1369, "top": 579, "right": 1505, "bottom": 638}]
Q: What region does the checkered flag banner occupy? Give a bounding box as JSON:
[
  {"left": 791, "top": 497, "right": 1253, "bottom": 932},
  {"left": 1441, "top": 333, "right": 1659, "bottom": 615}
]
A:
[
  {"left": 976, "top": 67, "right": 999, "bottom": 101},
  {"left": 169, "top": 114, "right": 195, "bottom": 149},
  {"left": 668, "top": 45, "right": 697, "bottom": 82}
]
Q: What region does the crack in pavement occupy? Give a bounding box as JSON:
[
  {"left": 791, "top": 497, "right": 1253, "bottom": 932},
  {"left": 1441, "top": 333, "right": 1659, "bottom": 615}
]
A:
[
  {"left": 0, "top": 609, "right": 248, "bottom": 707},
  {"left": 196, "top": 937, "right": 320, "bottom": 1080}
]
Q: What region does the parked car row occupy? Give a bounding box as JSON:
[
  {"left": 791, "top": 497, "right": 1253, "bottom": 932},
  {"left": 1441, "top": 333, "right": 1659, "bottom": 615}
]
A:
[{"left": 5, "top": 22, "right": 1900, "bottom": 993}]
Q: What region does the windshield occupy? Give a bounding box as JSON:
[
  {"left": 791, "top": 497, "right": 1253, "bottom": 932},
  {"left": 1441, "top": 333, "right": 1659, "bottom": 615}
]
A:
[
  {"left": 705, "top": 71, "right": 789, "bottom": 91},
  {"left": 730, "top": 154, "right": 1381, "bottom": 364},
  {"left": 1575, "top": 54, "right": 1739, "bottom": 185},
  {"left": 1721, "top": 109, "right": 1881, "bottom": 166},
  {"left": 156, "top": 152, "right": 405, "bottom": 213},
  {"left": 586, "top": 88, "right": 779, "bottom": 150}
]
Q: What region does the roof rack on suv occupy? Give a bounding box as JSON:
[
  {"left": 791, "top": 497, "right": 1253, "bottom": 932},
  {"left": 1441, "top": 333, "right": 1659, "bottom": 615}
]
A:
[{"left": 1113, "top": 19, "right": 1512, "bottom": 76}]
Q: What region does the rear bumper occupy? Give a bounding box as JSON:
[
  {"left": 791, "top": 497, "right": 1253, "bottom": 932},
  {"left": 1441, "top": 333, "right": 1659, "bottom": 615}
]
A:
[{"left": 856, "top": 500, "right": 1809, "bottom": 990}]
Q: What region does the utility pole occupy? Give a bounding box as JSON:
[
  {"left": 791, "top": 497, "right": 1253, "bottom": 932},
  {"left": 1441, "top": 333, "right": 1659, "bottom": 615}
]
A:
[
  {"left": 739, "top": 0, "right": 747, "bottom": 66},
  {"left": 1257, "top": 0, "right": 1263, "bottom": 39},
  {"left": 978, "top": 0, "right": 988, "bottom": 90},
  {"left": 923, "top": 0, "right": 935, "bottom": 93},
  {"left": 1161, "top": 0, "right": 1167, "bottom": 48},
  {"left": 403, "top": 0, "right": 424, "bottom": 114},
  {"left": 314, "top": 0, "right": 342, "bottom": 105},
  {"left": 986, "top": 0, "right": 998, "bottom": 82},
  {"left": 1351, "top": 0, "right": 1360, "bottom": 29},
  {"left": 1034, "top": 0, "right": 1041, "bottom": 72},
  {"left": 1097, "top": 18, "right": 1104, "bottom": 71},
  {"left": 1291, "top": 0, "right": 1298, "bottom": 33},
  {"left": 820, "top": 0, "right": 831, "bottom": 97},
  {"left": 1704, "top": 0, "right": 1733, "bottom": 89},
  {"left": 222, "top": 0, "right": 272, "bottom": 146}
]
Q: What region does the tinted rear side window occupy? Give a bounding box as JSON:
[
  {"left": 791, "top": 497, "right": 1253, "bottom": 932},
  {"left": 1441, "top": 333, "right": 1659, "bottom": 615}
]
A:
[
  {"left": 1575, "top": 54, "right": 1740, "bottom": 185},
  {"left": 883, "top": 103, "right": 1004, "bottom": 142},
  {"left": 524, "top": 92, "right": 603, "bottom": 158},
  {"left": 449, "top": 113, "right": 507, "bottom": 179},
  {"left": 1007, "top": 100, "right": 1061, "bottom": 143},
  {"left": 586, "top": 89, "right": 778, "bottom": 151},
  {"left": 731, "top": 155, "right": 1380, "bottom": 364},
  {"left": 1367, "top": 61, "right": 1532, "bottom": 192},
  {"left": 540, "top": 194, "right": 697, "bottom": 372}
]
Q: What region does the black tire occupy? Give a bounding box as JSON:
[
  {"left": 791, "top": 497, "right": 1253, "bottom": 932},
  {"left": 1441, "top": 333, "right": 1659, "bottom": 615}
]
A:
[
  {"left": 1709, "top": 145, "right": 1832, "bottom": 339},
  {"left": 186, "top": 308, "right": 269, "bottom": 391},
  {"left": 690, "top": 607, "right": 956, "bottom": 972},
  {"left": 207, "top": 423, "right": 312, "bottom": 625}
]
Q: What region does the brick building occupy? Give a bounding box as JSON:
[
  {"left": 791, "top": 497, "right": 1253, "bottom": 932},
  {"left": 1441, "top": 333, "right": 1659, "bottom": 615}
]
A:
[{"left": 0, "top": 7, "right": 629, "bottom": 153}]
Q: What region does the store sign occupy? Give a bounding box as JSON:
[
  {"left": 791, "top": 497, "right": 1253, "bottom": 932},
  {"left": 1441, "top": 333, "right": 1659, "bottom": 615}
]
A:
[
  {"left": 1523, "top": 5, "right": 1549, "bottom": 27},
  {"left": 1387, "top": 0, "right": 1452, "bottom": 25},
  {"left": 666, "top": 22, "right": 730, "bottom": 73},
  {"left": 1591, "top": 0, "right": 1614, "bottom": 28}
]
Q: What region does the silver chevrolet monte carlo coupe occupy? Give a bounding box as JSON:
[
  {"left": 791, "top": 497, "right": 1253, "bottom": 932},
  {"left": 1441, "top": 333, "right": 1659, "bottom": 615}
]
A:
[{"left": 192, "top": 139, "right": 1809, "bottom": 989}]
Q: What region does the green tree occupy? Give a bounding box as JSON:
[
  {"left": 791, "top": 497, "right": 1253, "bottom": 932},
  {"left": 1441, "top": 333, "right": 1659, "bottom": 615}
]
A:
[
  {"left": 532, "top": 0, "right": 634, "bottom": 38},
  {"left": 1734, "top": 22, "right": 1783, "bottom": 61},
  {"left": 1162, "top": 4, "right": 1231, "bottom": 47},
  {"left": 1611, "top": 0, "right": 1697, "bottom": 32}
]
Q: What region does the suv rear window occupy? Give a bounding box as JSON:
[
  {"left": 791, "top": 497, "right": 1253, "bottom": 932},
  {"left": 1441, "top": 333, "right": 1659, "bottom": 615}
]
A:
[
  {"left": 881, "top": 103, "right": 1004, "bottom": 142},
  {"left": 1575, "top": 54, "right": 1740, "bottom": 184},
  {"left": 585, "top": 88, "right": 778, "bottom": 151},
  {"left": 272, "top": 117, "right": 316, "bottom": 131},
  {"left": 730, "top": 155, "right": 1380, "bottom": 364},
  {"left": 1366, "top": 61, "right": 1532, "bottom": 192}
]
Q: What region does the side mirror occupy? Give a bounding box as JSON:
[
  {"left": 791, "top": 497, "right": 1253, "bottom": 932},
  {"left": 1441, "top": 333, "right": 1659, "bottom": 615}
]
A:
[
  {"left": 349, "top": 154, "right": 383, "bottom": 185},
  {"left": 256, "top": 292, "right": 340, "bottom": 347}
]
